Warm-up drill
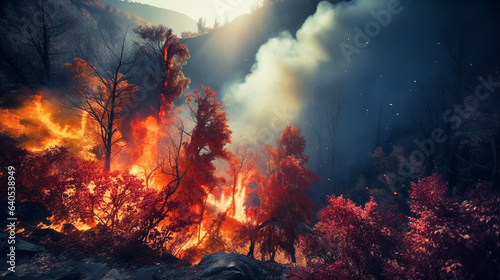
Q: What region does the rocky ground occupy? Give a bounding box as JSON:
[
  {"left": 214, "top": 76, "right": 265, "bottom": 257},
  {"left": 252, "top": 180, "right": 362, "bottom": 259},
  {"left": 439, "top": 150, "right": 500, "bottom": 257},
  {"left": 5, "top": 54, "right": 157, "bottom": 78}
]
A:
[
  {"left": 0, "top": 234, "right": 290, "bottom": 280},
  {"left": 1, "top": 202, "right": 290, "bottom": 279}
]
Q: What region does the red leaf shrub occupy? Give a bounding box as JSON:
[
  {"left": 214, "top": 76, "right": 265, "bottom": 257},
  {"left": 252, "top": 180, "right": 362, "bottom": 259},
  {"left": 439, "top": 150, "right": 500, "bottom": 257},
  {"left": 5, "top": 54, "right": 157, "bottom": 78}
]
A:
[
  {"left": 389, "top": 174, "right": 500, "bottom": 280},
  {"left": 292, "top": 174, "right": 500, "bottom": 279},
  {"left": 290, "top": 195, "right": 405, "bottom": 279}
]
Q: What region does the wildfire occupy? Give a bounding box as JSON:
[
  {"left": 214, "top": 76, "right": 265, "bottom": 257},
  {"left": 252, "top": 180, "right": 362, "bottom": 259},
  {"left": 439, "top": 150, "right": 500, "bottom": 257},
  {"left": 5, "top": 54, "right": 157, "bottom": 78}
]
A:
[
  {"left": 179, "top": 169, "right": 256, "bottom": 263},
  {"left": 233, "top": 170, "right": 256, "bottom": 222},
  {"left": 0, "top": 93, "right": 95, "bottom": 160},
  {"left": 2, "top": 92, "right": 258, "bottom": 262},
  {"left": 112, "top": 115, "right": 161, "bottom": 183},
  {"left": 207, "top": 170, "right": 256, "bottom": 223},
  {"left": 112, "top": 107, "right": 181, "bottom": 188},
  {"left": 37, "top": 215, "right": 92, "bottom": 232}
]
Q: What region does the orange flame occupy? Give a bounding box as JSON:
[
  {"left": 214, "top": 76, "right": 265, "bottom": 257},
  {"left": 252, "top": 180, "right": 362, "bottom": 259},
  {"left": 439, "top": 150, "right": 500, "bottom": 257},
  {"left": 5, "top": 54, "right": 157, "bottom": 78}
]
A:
[
  {"left": 37, "top": 215, "right": 92, "bottom": 232},
  {"left": 112, "top": 115, "right": 161, "bottom": 180},
  {"left": 207, "top": 170, "right": 256, "bottom": 223},
  {"left": 0, "top": 93, "right": 95, "bottom": 160},
  {"left": 180, "top": 169, "right": 256, "bottom": 263},
  {"left": 2, "top": 92, "right": 257, "bottom": 260}
]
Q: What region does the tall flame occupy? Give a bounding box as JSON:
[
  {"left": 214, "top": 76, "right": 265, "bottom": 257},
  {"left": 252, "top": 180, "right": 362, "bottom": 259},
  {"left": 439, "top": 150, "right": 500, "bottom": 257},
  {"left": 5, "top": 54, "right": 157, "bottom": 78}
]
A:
[
  {"left": 1, "top": 92, "right": 256, "bottom": 261},
  {"left": 113, "top": 115, "right": 161, "bottom": 183},
  {"left": 112, "top": 107, "right": 179, "bottom": 189},
  {"left": 207, "top": 170, "right": 256, "bottom": 223}
]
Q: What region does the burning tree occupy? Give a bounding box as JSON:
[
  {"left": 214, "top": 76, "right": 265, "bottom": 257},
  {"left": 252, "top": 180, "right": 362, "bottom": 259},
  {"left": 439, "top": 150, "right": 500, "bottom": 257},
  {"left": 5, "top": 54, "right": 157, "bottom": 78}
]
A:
[
  {"left": 227, "top": 144, "right": 257, "bottom": 219},
  {"left": 161, "top": 33, "right": 190, "bottom": 110},
  {"left": 131, "top": 118, "right": 195, "bottom": 251},
  {"left": 120, "top": 85, "right": 234, "bottom": 257},
  {"left": 134, "top": 24, "right": 190, "bottom": 112}
]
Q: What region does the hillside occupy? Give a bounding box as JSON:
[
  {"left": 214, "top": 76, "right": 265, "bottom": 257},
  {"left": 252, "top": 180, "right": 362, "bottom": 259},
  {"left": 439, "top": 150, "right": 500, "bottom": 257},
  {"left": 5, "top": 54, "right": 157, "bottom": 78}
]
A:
[{"left": 100, "top": 0, "right": 197, "bottom": 34}]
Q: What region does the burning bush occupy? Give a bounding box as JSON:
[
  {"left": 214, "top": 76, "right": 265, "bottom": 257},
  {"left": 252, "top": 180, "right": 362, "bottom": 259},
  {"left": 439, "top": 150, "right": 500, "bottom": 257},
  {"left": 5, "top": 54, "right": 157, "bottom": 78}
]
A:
[
  {"left": 5, "top": 146, "right": 193, "bottom": 257},
  {"left": 15, "top": 149, "right": 146, "bottom": 237}
]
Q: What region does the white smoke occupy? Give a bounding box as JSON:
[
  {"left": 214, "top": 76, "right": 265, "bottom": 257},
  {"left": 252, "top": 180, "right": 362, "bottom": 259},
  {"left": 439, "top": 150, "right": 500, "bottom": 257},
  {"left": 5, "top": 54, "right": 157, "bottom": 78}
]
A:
[
  {"left": 224, "top": 0, "right": 406, "bottom": 148},
  {"left": 225, "top": 1, "right": 339, "bottom": 145}
]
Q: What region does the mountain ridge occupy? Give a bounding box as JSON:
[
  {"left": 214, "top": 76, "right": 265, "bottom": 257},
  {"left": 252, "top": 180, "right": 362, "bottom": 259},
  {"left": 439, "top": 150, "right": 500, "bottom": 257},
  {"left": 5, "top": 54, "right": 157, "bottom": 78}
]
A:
[{"left": 99, "top": 0, "right": 197, "bottom": 34}]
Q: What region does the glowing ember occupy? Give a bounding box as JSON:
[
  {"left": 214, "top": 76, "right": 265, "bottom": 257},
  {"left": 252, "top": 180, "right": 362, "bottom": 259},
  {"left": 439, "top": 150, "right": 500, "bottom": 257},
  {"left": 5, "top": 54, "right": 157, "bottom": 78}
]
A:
[{"left": 37, "top": 215, "right": 92, "bottom": 232}]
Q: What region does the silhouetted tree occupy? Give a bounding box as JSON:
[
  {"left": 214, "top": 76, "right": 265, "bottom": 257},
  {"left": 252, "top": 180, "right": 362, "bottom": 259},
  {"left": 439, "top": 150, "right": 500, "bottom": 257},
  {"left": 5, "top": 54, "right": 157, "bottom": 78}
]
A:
[
  {"left": 0, "top": 0, "right": 75, "bottom": 89},
  {"left": 308, "top": 84, "right": 345, "bottom": 190},
  {"left": 66, "top": 22, "right": 138, "bottom": 170},
  {"left": 197, "top": 17, "right": 207, "bottom": 34}
]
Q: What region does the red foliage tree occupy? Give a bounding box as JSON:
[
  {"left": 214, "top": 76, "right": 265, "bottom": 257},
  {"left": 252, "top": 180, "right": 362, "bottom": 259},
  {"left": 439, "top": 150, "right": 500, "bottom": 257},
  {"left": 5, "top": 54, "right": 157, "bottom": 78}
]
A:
[
  {"left": 255, "top": 126, "right": 319, "bottom": 263},
  {"left": 389, "top": 174, "right": 500, "bottom": 280},
  {"left": 16, "top": 147, "right": 71, "bottom": 208},
  {"left": 178, "top": 86, "right": 232, "bottom": 235},
  {"left": 289, "top": 195, "right": 405, "bottom": 280}
]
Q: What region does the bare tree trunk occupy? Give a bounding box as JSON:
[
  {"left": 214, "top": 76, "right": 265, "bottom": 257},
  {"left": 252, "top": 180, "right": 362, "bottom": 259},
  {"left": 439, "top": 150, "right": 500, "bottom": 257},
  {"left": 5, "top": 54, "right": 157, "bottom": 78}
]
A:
[
  {"left": 492, "top": 137, "right": 497, "bottom": 182},
  {"left": 105, "top": 75, "right": 118, "bottom": 170},
  {"left": 41, "top": 1, "right": 51, "bottom": 82},
  {"left": 290, "top": 246, "right": 296, "bottom": 263},
  {"left": 247, "top": 234, "right": 255, "bottom": 258}
]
